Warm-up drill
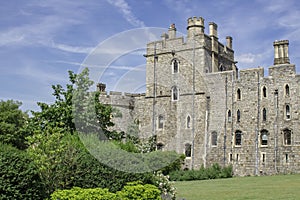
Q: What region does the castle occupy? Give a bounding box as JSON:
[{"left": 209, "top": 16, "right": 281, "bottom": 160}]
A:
[{"left": 98, "top": 17, "right": 300, "bottom": 176}]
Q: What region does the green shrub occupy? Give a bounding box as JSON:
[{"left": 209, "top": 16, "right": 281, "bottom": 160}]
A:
[
  {"left": 50, "top": 187, "right": 117, "bottom": 200},
  {"left": 50, "top": 182, "right": 161, "bottom": 200},
  {"left": 169, "top": 163, "right": 233, "bottom": 181},
  {"left": 0, "top": 143, "right": 45, "bottom": 199},
  {"left": 117, "top": 181, "right": 162, "bottom": 200}
]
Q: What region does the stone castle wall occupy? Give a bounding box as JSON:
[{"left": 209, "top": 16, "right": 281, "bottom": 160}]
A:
[{"left": 98, "top": 17, "right": 300, "bottom": 176}]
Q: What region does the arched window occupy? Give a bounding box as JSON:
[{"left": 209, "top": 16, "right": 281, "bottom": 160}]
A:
[
  {"left": 185, "top": 143, "right": 192, "bottom": 157},
  {"left": 235, "top": 130, "right": 242, "bottom": 146},
  {"left": 172, "top": 86, "right": 178, "bottom": 101},
  {"left": 237, "top": 109, "right": 241, "bottom": 123},
  {"left": 237, "top": 89, "right": 241, "bottom": 100},
  {"left": 228, "top": 110, "right": 232, "bottom": 122},
  {"left": 262, "top": 86, "right": 267, "bottom": 98},
  {"left": 157, "top": 143, "right": 164, "bottom": 150},
  {"left": 211, "top": 131, "right": 217, "bottom": 146},
  {"left": 187, "top": 115, "right": 191, "bottom": 128},
  {"left": 285, "top": 84, "right": 290, "bottom": 96},
  {"left": 283, "top": 128, "right": 292, "bottom": 145},
  {"left": 158, "top": 115, "right": 164, "bottom": 129},
  {"left": 286, "top": 105, "right": 291, "bottom": 119},
  {"left": 261, "top": 130, "right": 268, "bottom": 146},
  {"left": 262, "top": 108, "right": 267, "bottom": 122},
  {"left": 172, "top": 59, "right": 179, "bottom": 73}
]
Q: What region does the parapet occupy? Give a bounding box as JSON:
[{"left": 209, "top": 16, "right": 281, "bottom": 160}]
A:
[{"left": 187, "top": 16, "right": 205, "bottom": 37}]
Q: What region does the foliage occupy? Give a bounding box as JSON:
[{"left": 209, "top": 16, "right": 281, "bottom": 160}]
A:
[
  {"left": 116, "top": 181, "right": 162, "bottom": 200},
  {"left": 0, "top": 143, "right": 45, "bottom": 199},
  {"left": 169, "top": 163, "right": 232, "bottom": 181},
  {"left": 50, "top": 187, "right": 116, "bottom": 200},
  {"left": 50, "top": 182, "right": 161, "bottom": 200},
  {"left": 154, "top": 171, "right": 177, "bottom": 200},
  {"left": 0, "top": 100, "right": 29, "bottom": 149}
]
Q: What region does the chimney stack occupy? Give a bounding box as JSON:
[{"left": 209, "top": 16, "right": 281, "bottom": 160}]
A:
[
  {"left": 168, "top": 23, "right": 176, "bottom": 39},
  {"left": 226, "top": 36, "right": 233, "bottom": 49},
  {"left": 273, "top": 40, "right": 290, "bottom": 65}
]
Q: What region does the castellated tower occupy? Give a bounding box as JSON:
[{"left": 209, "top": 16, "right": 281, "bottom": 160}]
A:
[{"left": 99, "top": 17, "right": 300, "bottom": 176}]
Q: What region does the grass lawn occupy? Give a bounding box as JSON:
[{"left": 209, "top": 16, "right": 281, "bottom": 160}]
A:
[{"left": 174, "top": 174, "right": 300, "bottom": 200}]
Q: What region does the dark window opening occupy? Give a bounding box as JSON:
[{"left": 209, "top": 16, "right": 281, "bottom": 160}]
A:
[
  {"left": 237, "top": 109, "right": 241, "bottom": 123},
  {"left": 235, "top": 131, "right": 242, "bottom": 146},
  {"left": 173, "top": 59, "right": 178, "bottom": 73},
  {"left": 228, "top": 110, "right": 232, "bottom": 122},
  {"left": 185, "top": 143, "right": 191, "bottom": 157},
  {"left": 261, "top": 130, "right": 268, "bottom": 146},
  {"left": 285, "top": 84, "right": 290, "bottom": 96},
  {"left": 187, "top": 116, "right": 191, "bottom": 128},
  {"left": 283, "top": 129, "right": 292, "bottom": 145},
  {"left": 286, "top": 105, "right": 290, "bottom": 119},
  {"left": 262, "top": 108, "right": 267, "bottom": 122},
  {"left": 263, "top": 86, "right": 267, "bottom": 98},
  {"left": 157, "top": 143, "right": 164, "bottom": 151},
  {"left": 262, "top": 153, "right": 266, "bottom": 163},
  {"left": 172, "top": 87, "right": 178, "bottom": 101},
  {"left": 237, "top": 89, "right": 241, "bottom": 100}
]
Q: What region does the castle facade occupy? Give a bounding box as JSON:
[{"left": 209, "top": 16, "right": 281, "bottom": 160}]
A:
[{"left": 99, "top": 17, "right": 300, "bottom": 176}]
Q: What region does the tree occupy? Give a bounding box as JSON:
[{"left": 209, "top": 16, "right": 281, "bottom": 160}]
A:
[
  {"left": 0, "top": 143, "right": 45, "bottom": 199},
  {"left": 0, "top": 100, "right": 29, "bottom": 149}
]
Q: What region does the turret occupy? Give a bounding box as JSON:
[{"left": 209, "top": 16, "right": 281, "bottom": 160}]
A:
[
  {"left": 187, "top": 17, "right": 205, "bottom": 37},
  {"left": 273, "top": 40, "right": 290, "bottom": 65}
]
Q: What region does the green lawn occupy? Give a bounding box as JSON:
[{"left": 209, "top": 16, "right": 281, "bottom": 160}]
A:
[{"left": 174, "top": 174, "right": 300, "bottom": 200}]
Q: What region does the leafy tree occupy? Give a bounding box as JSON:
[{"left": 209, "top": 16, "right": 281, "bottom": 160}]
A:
[
  {"left": 0, "top": 143, "right": 45, "bottom": 199},
  {"left": 0, "top": 100, "right": 29, "bottom": 149}
]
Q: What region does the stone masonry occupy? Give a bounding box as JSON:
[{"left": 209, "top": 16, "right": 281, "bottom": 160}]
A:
[{"left": 99, "top": 17, "right": 300, "bottom": 176}]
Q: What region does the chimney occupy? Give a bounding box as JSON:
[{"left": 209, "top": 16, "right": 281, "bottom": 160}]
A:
[
  {"left": 187, "top": 17, "right": 205, "bottom": 38},
  {"left": 226, "top": 36, "right": 233, "bottom": 49},
  {"left": 168, "top": 23, "right": 176, "bottom": 39},
  {"left": 273, "top": 40, "right": 290, "bottom": 65},
  {"left": 209, "top": 22, "right": 218, "bottom": 38}
]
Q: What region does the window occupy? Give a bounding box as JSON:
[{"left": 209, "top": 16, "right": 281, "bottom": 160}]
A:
[
  {"left": 286, "top": 105, "right": 291, "bottom": 119},
  {"left": 211, "top": 131, "right": 217, "bottom": 146},
  {"left": 236, "top": 154, "right": 239, "bottom": 161},
  {"left": 228, "top": 110, "right": 232, "bottom": 122},
  {"left": 158, "top": 115, "right": 164, "bottom": 129},
  {"left": 285, "top": 84, "right": 290, "bottom": 97},
  {"left": 172, "top": 59, "right": 179, "bottom": 73},
  {"left": 235, "top": 130, "right": 242, "bottom": 146},
  {"left": 261, "top": 153, "right": 266, "bottom": 163},
  {"left": 285, "top": 154, "right": 289, "bottom": 163},
  {"left": 237, "top": 109, "right": 241, "bottom": 123},
  {"left": 172, "top": 86, "right": 178, "bottom": 101},
  {"left": 262, "top": 108, "right": 267, "bottom": 122},
  {"left": 157, "top": 143, "right": 164, "bottom": 150},
  {"left": 229, "top": 153, "right": 233, "bottom": 162},
  {"left": 187, "top": 115, "right": 191, "bottom": 128},
  {"left": 237, "top": 89, "right": 241, "bottom": 100},
  {"left": 283, "top": 128, "right": 292, "bottom": 145},
  {"left": 185, "top": 143, "right": 192, "bottom": 157},
  {"left": 262, "top": 86, "right": 267, "bottom": 98},
  {"left": 261, "top": 130, "right": 268, "bottom": 146}
]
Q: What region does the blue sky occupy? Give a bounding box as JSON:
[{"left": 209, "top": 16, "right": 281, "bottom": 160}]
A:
[{"left": 1, "top": 0, "right": 300, "bottom": 112}]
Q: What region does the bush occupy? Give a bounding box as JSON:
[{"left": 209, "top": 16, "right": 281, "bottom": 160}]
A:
[
  {"left": 0, "top": 143, "right": 45, "bottom": 199},
  {"left": 50, "top": 182, "right": 161, "bottom": 200},
  {"left": 50, "top": 187, "right": 117, "bottom": 200},
  {"left": 169, "top": 163, "right": 232, "bottom": 181}
]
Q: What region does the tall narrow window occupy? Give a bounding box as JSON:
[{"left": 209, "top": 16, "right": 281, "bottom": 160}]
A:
[
  {"left": 172, "top": 87, "right": 178, "bottom": 101},
  {"left": 283, "top": 129, "right": 292, "bottom": 145},
  {"left": 158, "top": 115, "right": 164, "bottom": 129},
  {"left": 237, "top": 109, "right": 241, "bottom": 123},
  {"left": 211, "top": 131, "right": 217, "bottom": 146},
  {"left": 262, "top": 86, "right": 267, "bottom": 98},
  {"left": 235, "top": 130, "right": 242, "bottom": 146},
  {"left": 286, "top": 105, "right": 290, "bottom": 119},
  {"left": 261, "top": 130, "right": 268, "bottom": 146},
  {"left": 262, "top": 108, "right": 267, "bottom": 122},
  {"left": 228, "top": 110, "right": 232, "bottom": 122},
  {"left": 285, "top": 84, "right": 290, "bottom": 96},
  {"left": 172, "top": 59, "right": 179, "bottom": 73},
  {"left": 185, "top": 143, "right": 191, "bottom": 157},
  {"left": 237, "top": 89, "right": 241, "bottom": 100},
  {"left": 187, "top": 116, "right": 191, "bottom": 128}
]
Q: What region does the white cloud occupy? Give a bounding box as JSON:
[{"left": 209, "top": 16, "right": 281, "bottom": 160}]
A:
[
  {"left": 51, "top": 42, "right": 95, "bottom": 54},
  {"left": 106, "top": 0, "right": 145, "bottom": 27},
  {"left": 236, "top": 53, "right": 258, "bottom": 64}
]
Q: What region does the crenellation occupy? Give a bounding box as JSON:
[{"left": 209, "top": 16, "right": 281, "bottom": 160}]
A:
[{"left": 99, "top": 17, "right": 300, "bottom": 176}]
